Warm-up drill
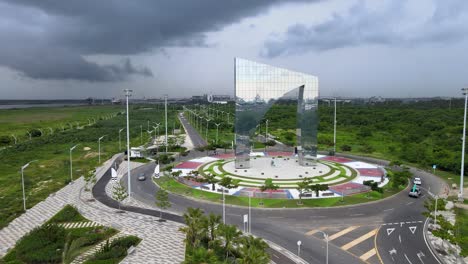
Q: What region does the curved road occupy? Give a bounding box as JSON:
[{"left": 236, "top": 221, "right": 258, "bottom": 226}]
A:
[{"left": 119, "top": 114, "right": 447, "bottom": 263}]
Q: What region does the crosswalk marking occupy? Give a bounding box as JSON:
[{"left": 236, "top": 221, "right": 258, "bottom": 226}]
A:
[
  {"left": 360, "top": 248, "right": 377, "bottom": 261},
  {"left": 341, "top": 229, "right": 378, "bottom": 250},
  {"left": 328, "top": 226, "right": 359, "bottom": 241},
  {"left": 305, "top": 227, "right": 326, "bottom": 236}
]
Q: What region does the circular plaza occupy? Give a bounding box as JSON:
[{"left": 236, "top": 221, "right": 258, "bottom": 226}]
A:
[{"left": 171, "top": 152, "right": 389, "bottom": 199}]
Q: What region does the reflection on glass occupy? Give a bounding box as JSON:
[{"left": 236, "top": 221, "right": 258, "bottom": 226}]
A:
[{"left": 234, "top": 58, "right": 319, "bottom": 168}]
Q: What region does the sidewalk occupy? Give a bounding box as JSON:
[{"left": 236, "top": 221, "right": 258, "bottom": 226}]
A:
[{"left": 0, "top": 154, "right": 185, "bottom": 263}]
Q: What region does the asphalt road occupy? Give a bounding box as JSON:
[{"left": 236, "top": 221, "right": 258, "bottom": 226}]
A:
[
  {"left": 119, "top": 117, "right": 447, "bottom": 264},
  {"left": 179, "top": 112, "right": 206, "bottom": 147}
]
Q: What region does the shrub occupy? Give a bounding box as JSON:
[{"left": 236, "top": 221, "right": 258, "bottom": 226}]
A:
[
  {"left": 340, "top": 144, "right": 352, "bottom": 151},
  {"left": 14, "top": 224, "right": 66, "bottom": 264},
  {"left": 86, "top": 236, "right": 140, "bottom": 263}
]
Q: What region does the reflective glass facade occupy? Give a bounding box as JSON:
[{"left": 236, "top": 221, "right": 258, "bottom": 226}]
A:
[{"left": 234, "top": 58, "right": 319, "bottom": 168}]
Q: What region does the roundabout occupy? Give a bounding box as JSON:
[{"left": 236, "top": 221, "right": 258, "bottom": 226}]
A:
[{"left": 171, "top": 152, "right": 388, "bottom": 199}]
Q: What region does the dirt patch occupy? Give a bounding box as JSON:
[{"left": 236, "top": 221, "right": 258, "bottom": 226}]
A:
[
  {"left": 39, "top": 165, "right": 45, "bottom": 168},
  {"left": 83, "top": 147, "right": 91, "bottom": 151},
  {"left": 84, "top": 152, "right": 99, "bottom": 158}
]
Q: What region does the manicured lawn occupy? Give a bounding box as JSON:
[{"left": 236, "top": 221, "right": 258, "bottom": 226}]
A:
[{"left": 155, "top": 175, "right": 403, "bottom": 208}]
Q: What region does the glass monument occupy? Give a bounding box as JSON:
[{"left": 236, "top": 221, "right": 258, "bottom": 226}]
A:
[{"left": 234, "top": 58, "right": 319, "bottom": 168}]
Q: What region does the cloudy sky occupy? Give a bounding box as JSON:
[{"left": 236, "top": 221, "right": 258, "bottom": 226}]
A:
[{"left": 0, "top": 0, "right": 467, "bottom": 99}]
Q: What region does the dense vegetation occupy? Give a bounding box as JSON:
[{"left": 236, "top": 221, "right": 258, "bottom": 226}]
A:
[
  {"left": 180, "top": 208, "right": 270, "bottom": 264},
  {"left": 1, "top": 205, "right": 117, "bottom": 264},
  {"left": 84, "top": 236, "right": 141, "bottom": 264},
  {"left": 0, "top": 105, "right": 182, "bottom": 229}
]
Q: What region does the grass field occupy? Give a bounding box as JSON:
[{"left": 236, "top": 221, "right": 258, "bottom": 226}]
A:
[
  {"left": 455, "top": 208, "right": 468, "bottom": 256},
  {"left": 0, "top": 104, "right": 182, "bottom": 229},
  {"left": 155, "top": 175, "right": 404, "bottom": 208}
]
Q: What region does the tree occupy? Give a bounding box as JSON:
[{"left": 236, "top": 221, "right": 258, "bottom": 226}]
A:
[
  {"left": 183, "top": 247, "right": 218, "bottom": 264},
  {"left": 217, "top": 223, "right": 242, "bottom": 260},
  {"left": 237, "top": 235, "right": 270, "bottom": 264},
  {"left": 171, "top": 170, "right": 182, "bottom": 178},
  {"left": 310, "top": 184, "right": 328, "bottom": 197},
  {"left": 259, "top": 178, "right": 279, "bottom": 199},
  {"left": 296, "top": 177, "right": 312, "bottom": 204},
  {"left": 203, "top": 173, "right": 219, "bottom": 191},
  {"left": 112, "top": 182, "right": 128, "bottom": 211},
  {"left": 219, "top": 176, "right": 239, "bottom": 190},
  {"left": 179, "top": 207, "right": 207, "bottom": 249},
  {"left": 206, "top": 213, "right": 221, "bottom": 247},
  {"left": 155, "top": 189, "right": 171, "bottom": 220}
]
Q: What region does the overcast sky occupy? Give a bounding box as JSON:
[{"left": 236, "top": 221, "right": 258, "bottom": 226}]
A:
[{"left": 0, "top": 0, "right": 467, "bottom": 99}]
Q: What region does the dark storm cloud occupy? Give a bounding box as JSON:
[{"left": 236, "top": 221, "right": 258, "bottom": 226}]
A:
[
  {"left": 261, "top": 0, "right": 468, "bottom": 58},
  {"left": 0, "top": 0, "right": 308, "bottom": 82}
]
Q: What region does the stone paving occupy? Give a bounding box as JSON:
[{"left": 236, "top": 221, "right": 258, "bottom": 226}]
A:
[{"left": 0, "top": 154, "right": 186, "bottom": 263}]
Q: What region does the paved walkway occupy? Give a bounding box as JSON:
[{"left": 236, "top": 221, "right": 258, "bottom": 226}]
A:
[{"left": 0, "top": 155, "right": 185, "bottom": 263}]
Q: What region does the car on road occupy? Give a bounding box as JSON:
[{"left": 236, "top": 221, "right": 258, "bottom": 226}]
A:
[
  {"left": 409, "top": 186, "right": 422, "bottom": 198},
  {"left": 413, "top": 177, "right": 422, "bottom": 185},
  {"left": 137, "top": 173, "right": 146, "bottom": 181}
]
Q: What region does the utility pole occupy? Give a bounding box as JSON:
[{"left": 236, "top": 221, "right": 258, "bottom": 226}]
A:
[
  {"left": 215, "top": 123, "right": 221, "bottom": 144},
  {"left": 98, "top": 135, "right": 106, "bottom": 163},
  {"left": 119, "top": 128, "right": 125, "bottom": 150},
  {"left": 70, "top": 144, "right": 79, "bottom": 182},
  {"left": 21, "top": 160, "right": 37, "bottom": 211},
  {"left": 124, "top": 89, "right": 133, "bottom": 196}
]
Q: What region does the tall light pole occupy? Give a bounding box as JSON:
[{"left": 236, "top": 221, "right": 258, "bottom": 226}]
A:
[
  {"left": 265, "top": 119, "right": 269, "bottom": 152},
  {"left": 140, "top": 125, "right": 143, "bottom": 145},
  {"left": 249, "top": 191, "right": 252, "bottom": 233},
  {"left": 460, "top": 88, "right": 468, "bottom": 201},
  {"left": 27, "top": 131, "right": 32, "bottom": 141},
  {"left": 333, "top": 97, "right": 337, "bottom": 154},
  {"left": 316, "top": 231, "right": 329, "bottom": 264},
  {"left": 98, "top": 135, "right": 106, "bottom": 163},
  {"left": 125, "top": 89, "right": 133, "bottom": 196},
  {"left": 165, "top": 95, "right": 168, "bottom": 153},
  {"left": 70, "top": 144, "right": 79, "bottom": 182},
  {"left": 11, "top": 134, "right": 17, "bottom": 145},
  {"left": 215, "top": 123, "right": 221, "bottom": 144},
  {"left": 21, "top": 160, "right": 37, "bottom": 211},
  {"left": 205, "top": 118, "right": 211, "bottom": 142},
  {"left": 119, "top": 128, "right": 125, "bottom": 150}
]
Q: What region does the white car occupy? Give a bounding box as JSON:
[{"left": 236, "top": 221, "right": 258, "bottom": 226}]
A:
[{"left": 413, "top": 177, "right": 422, "bottom": 185}]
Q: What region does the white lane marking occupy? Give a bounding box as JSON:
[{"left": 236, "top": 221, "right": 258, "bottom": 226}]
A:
[
  {"left": 417, "top": 251, "right": 426, "bottom": 264},
  {"left": 423, "top": 218, "right": 442, "bottom": 264},
  {"left": 405, "top": 253, "right": 413, "bottom": 264},
  {"left": 387, "top": 228, "right": 395, "bottom": 236},
  {"left": 399, "top": 234, "right": 402, "bottom": 243},
  {"left": 384, "top": 208, "right": 394, "bottom": 211},
  {"left": 409, "top": 226, "right": 417, "bottom": 234},
  {"left": 406, "top": 201, "right": 414, "bottom": 205}
]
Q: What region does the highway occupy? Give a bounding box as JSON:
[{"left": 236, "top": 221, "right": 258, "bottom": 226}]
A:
[{"left": 119, "top": 113, "right": 447, "bottom": 264}]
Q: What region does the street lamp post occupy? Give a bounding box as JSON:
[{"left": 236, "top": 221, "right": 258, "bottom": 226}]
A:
[
  {"left": 333, "top": 97, "right": 337, "bottom": 154},
  {"left": 70, "top": 144, "right": 79, "bottom": 182},
  {"left": 316, "top": 231, "right": 329, "bottom": 264},
  {"left": 119, "top": 128, "right": 125, "bottom": 150},
  {"left": 434, "top": 195, "right": 439, "bottom": 225},
  {"left": 205, "top": 118, "right": 211, "bottom": 142},
  {"left": 265, "top": 119, "right": 269, "bottom": 152},
  {"left": 11, "top": 134, "right": 17, "bottom": 144},
  {"left": 124, "top": 89, "right": 133, "bottom": 196},
  {"left": 215, "top": 123, "right": 221, "bottom": 144},
  {"left": 98, "top": 136, "right": 106, "bottom": 163},
  {"left": 21, "top": 160, "right": 37, "bottom": 211},
  {"left": 165, "top": 95, "right": 168, "bottom": 153},
  {"left": 460, "top": 88, "right": 468, "bottom": 201},
  {"left": 140, "top": 125, "right": 143, "bottom": 145},
  {"left": 249, "top": 192, "right": 252, "bottom": 233}
]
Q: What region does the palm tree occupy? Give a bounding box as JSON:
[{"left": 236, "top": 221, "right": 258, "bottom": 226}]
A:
[
  {"left": 207, "top": 213, "right": 221, "bottom": 243},
  {"left": 179, "top": 207, "right": 206, "bottom": 249},
  {"left": 237, "top": 235, "right": 270, "bottom": 264},
  {"left": 217, "top": 223, "right": 242, "bottom": 260},
  {"left": 183, "top": 247, "right": 218, "bottom": 264}
]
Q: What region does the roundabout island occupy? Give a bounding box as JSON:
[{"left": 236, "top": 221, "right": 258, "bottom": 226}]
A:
[{"left": 170, "top": 152, "right": 389, "bottom": 200}]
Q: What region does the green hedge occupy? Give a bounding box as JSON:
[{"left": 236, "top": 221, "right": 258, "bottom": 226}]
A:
[{"left": 84, "top": 236, "right": 141, "bottom": 264}]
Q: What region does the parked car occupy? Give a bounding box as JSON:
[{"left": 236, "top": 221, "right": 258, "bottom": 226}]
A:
[
  {"left": 137, "top": 173, "right": 146, "bottom": 181},
  {"left": 409, "top": 186, "right": 422, "bottom": 198},
  {"left": 413, "top": 177, "right": 422, "bottom": 185}
]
